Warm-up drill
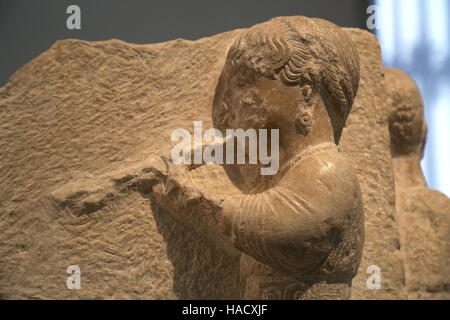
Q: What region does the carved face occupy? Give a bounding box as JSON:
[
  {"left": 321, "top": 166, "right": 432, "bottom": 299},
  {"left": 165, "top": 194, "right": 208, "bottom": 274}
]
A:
[
  {"left": 213, "top": 64, "right": 335, "bottom": 192},
  {"left": 221, "top": 68, "right": 311, "bottom": 136}
]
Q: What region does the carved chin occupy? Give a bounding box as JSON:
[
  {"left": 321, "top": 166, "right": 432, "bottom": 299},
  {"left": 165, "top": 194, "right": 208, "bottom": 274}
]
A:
[{"left": 295, "top": 117, "right": 311, "bottom": 136}]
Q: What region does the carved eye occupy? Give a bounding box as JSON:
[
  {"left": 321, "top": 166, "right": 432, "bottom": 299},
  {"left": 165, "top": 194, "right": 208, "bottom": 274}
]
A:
[{"left": 240, "top": 90, "right": 260, "bottom": 106}]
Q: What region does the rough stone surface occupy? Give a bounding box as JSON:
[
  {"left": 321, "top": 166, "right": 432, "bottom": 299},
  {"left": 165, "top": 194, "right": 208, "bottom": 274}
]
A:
[
  {"left": 341, "top": 30, "right": 406, "bottom": 300},
  {"left": 0, "top": 22, "right": 408, "bottom": 299},
  {"left": 0, "top": 31, "right": 243, "bottom": 299}
]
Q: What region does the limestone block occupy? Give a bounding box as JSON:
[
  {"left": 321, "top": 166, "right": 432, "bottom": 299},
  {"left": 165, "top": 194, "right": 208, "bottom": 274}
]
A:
[{"left": 0, "top": 18, "right": 407, "bottom": 299}]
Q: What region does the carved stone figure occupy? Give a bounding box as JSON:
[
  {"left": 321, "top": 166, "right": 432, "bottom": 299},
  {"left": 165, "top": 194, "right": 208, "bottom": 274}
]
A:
[
  {"left": 149, "top": 16, "right": 364, "bottom": 299},
  {"left": 0, "top": 15, "right": 405, "bottom": 300},
  {"left": 385, "top": 68, "right": 450, "bottom": 299}
]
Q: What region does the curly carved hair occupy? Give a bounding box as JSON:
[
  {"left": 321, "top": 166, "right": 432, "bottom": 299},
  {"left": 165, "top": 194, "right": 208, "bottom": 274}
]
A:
[
  {"left": 216, "top": 16, "right": 360, "bottom": 144},
  {"left": 385, "top": 68, "right": 427, "bottom": 156}
]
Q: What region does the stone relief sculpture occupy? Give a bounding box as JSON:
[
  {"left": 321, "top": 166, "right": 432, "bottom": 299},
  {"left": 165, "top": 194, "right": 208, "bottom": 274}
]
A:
[
  {"left": 385, "top": 68, "right": 450, "bottom": 299},
  {"left": 148, "top": 16, "right": 364, "bottom": 299},
  {"left": 3, "top": 13, "right": 443, "bottom": 300}
]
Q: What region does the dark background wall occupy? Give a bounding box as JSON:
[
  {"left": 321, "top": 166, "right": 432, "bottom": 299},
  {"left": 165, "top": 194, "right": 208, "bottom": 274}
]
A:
[{"left": 0, "top": 0, "right": 371, "bottom": 86}]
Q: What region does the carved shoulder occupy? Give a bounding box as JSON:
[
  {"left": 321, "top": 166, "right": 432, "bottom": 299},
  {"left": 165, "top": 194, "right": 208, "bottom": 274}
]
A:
[{"left": 228, "top": 149, "right": 364, "bottom": 277}]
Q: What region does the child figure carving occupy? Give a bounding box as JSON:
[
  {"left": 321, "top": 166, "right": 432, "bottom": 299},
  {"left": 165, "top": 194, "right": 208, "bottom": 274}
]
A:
[{"left": 149, "top": 16, "right": 364, "bottom": 300}]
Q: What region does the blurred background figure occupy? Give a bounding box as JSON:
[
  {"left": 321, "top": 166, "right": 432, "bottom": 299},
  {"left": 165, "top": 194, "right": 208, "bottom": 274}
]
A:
[{"left": 375, "top": 0, "right": 450, "bottom": 197}]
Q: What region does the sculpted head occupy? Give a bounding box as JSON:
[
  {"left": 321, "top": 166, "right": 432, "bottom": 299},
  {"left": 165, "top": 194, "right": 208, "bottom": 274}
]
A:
[
  {"left": 213, "top": 16, "right": 360, "bottom": 164},
  {"left": 385, "top": 68, "right": 427, "bottom": 158}
]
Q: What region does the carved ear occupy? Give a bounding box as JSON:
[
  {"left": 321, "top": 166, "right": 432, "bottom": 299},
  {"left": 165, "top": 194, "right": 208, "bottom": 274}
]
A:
[
  {"left": 295, "top": 85, "right": 315, "bottom": 136},
  {"left": 301, "top": 85, "right": 313, "bottom": 102}
]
